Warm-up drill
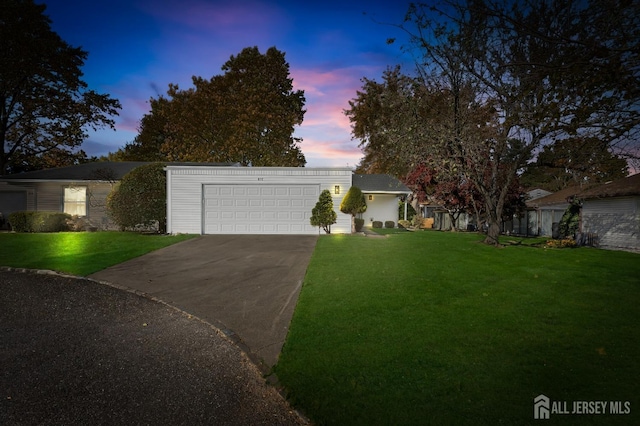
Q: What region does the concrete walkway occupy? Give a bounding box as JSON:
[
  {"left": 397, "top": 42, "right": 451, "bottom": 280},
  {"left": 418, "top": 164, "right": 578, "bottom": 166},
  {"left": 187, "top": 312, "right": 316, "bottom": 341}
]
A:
[{"left": 89, "top": 235, "right": 318, "bottom": 371}]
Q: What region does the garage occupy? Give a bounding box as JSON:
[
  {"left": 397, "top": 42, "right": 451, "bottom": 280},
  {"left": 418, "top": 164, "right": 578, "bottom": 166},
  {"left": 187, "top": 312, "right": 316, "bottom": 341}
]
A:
[
  {"left": 166, "top": 166, "right": 353, "bottom": 235},
  {"left": 203, "top": 184, "right": 319, "bottom": 234}
]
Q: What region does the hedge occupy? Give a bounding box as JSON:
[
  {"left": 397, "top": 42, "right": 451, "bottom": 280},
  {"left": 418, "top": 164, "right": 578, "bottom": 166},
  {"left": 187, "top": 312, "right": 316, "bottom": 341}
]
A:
[
  {"left": 8, "top": 211, "right": 71, "bottom": 233},
  {"left": 372, "top": 221, "right": 383, "bottom": 228},
  {"left": 385, "top": 221, "right": 395, "bottom": 228}
]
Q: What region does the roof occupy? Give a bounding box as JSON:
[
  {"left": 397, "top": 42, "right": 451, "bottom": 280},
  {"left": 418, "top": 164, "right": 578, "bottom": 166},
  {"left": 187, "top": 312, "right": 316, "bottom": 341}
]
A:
[
  {"left": 526, "top": 185, "right": 586, "bottom": 208},
  {"left": 0, "top": 162, "right": 234, "bottom": 181},
  {"left": 578, "top": 173, "right": 640, "bottom": 200},
  {"left": 527, "top": 188, "right": 553, "bottom": 201},
  {"left": 352, "top": 174, "right": 411, "bottom": 194}
]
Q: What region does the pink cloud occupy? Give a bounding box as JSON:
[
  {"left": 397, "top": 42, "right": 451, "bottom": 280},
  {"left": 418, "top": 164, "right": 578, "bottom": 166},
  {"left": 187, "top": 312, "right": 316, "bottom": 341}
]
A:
[{"left": 301, "top": 136, "right": 362, "bottom": 168}]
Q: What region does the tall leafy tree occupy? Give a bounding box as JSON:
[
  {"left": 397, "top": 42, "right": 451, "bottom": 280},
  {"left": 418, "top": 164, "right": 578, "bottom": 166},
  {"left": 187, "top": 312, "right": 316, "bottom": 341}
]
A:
[
  {"left": 520, "top": 137, "right": 629, "bottom": 192},
  {"left": 110, "top": 97, "right": 169, "bottom": 162},
  {"left": 349, "top": 0, "right": 639, "bottom": 245},
  {"left": 123, "top": 46, "right": 306, "bottom": 166},
  {"left": 0, "top": 0, "right": 121, "bottom": 175}
]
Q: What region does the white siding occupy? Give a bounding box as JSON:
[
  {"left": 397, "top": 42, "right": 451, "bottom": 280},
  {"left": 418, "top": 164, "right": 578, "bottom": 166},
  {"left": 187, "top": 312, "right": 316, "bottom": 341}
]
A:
[
  {"left": 166, "top": 167, "right": 352, "bottom": 234},
  {"left": 362, "top": 194, "right": 401, "bottom": 227},
  {"left": 582, "top": 196, "right": 640, "bottom": 252}
]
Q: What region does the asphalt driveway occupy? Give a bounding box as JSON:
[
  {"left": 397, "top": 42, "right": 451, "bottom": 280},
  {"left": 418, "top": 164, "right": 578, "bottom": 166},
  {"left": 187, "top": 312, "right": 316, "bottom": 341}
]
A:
[
  {"left": 88, "top": 235, "right": 318, "bottom": 371},
  {"left": 0, "top": 268, "right": 306, "bottom": 425}
]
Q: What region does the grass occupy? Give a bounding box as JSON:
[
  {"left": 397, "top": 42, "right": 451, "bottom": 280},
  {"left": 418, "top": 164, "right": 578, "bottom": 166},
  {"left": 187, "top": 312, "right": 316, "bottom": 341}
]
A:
[
  {"left": 276, "top": 231, "right": 640, "bottom": 425},
  {"left": 0, "top": 232, "right": 196, "bottom": 276}
]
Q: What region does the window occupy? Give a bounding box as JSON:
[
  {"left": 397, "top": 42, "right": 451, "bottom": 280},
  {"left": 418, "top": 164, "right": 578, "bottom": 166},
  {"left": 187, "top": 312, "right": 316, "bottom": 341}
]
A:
[{"left": 64, "top": 186, "right": 87, "bottom": 216}]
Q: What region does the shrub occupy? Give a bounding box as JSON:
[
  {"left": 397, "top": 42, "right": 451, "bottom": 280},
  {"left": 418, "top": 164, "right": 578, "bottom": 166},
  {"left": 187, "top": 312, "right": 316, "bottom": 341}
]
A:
[
  {"left": 559, "top": 201, "right": 581, "bottom": 238},
  {"left": 385, "top": 221, "right": 395, "bottom": 229},
  {"left": 372, "top": 221, "right": 383, "bottom": 228},
  {"left": 340, "top": 186, "right": 367, "bottom": 233},
  {"left": 8, "top": 211, "right": 71, "bottom": 232},
  {"left": 107, "top": 163, "right": 166, "bottom": 233},
  {"left": 545, "top": 238, "right": 577, "bottom": 249},
  {"left": 398, "top": 220, "right": 411, "bottom": 229},
  {"left": 310, "top": 190, "right": 337, "bottom": 234},
  {"left": 354, "top": 218, "right": 365, "bottom": 232}
]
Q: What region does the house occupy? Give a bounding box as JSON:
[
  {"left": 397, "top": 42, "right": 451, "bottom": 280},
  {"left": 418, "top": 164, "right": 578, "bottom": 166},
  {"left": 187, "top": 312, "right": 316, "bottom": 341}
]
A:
[
  {"left": 1, "top": 163, "right": 412, "bottom": 234},
  {"left": 352, "top": 174, "right": 412, "bottom": 228},
  {"left": 518, "top": 186, "right": 584, "bottom": 237},
  {"left": 0, "top": 161, "right": 230, "bottom": 230},
  {"left": 165, "top": 168, "right": 412, "bottom": 234},
  {"left": 578, "top": 173, "right": 640, "bottom": 252}
]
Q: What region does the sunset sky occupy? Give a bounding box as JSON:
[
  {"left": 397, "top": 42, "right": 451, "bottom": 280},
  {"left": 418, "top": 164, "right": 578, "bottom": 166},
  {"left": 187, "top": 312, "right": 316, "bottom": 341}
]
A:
[{"left": 42, "top": 0, "right": 416, "bottom": 167}]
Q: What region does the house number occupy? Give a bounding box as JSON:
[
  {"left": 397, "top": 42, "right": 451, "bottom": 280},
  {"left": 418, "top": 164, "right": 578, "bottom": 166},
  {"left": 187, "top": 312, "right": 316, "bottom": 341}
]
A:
[{"left": 258, "top": 178, "right": 264, "bottom": 181}]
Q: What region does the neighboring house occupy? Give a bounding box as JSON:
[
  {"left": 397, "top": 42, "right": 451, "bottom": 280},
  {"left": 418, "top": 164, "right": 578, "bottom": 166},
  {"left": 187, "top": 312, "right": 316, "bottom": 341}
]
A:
[
  {"left": 0, "top": 162, "right": 150, "bottom": 230},
  {"left": 516, "top": 186, "right": 584, "bottom": 237},
  {"left": 418, "top": 202, "right": 471, "bottom": 231},
  {"left": 0, "top": 162, "right": 229, "bottom": 230},
  {"left": 579, "top": 173, "right": 640, "bottom": 252},
  {"left": 352, "top": 174, "right": 412, "bottom": 227}
]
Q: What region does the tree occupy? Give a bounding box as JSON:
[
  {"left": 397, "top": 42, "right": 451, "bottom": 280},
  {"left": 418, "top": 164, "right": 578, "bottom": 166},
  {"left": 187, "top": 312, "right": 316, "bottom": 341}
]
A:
[
  {"left": 340, "top": 186, "right": 367, "bottom": 233},
  {"left": 119, "top": 46, "right": 306, "bottom": 166},
  {"left": 520, "top": 137, "right": 629, "bottom": 192},
  {"left": 0, "top": 0, "right": 121, "bottom": 175},
  {"left": 310, "top": 189, "right": 337, "bottom": 234},
  {"left": 349, "top": 0, "right": 639, "bottom": 245},
  {"left": 110, "top": 97, "right": 169, "bottom": 162},
  {"left": 106, "top": 163, "right": 167, "bottom": 233}
]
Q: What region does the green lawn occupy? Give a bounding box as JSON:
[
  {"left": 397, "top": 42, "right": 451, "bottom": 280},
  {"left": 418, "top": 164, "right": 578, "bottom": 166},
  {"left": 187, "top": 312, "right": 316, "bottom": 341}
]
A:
[
  {"left": 0, "top": 232, "right": 196, "bottom": 276},
  {"left": 276, "top": 231, "right": 640, "bottom": 425}
]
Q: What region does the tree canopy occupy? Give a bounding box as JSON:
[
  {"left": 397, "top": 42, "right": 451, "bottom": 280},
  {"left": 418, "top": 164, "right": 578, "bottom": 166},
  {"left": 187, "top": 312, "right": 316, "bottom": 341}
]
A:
[
  {"left": 347, "top": 0, "right": 639, "bottom": 245},
  {"left": 115, "top": 46, "right": 306, "bottom": 166},
  {"left": 520, "top": 138, "right": 629, "bottom": 192},
  {"left": 0, "top": 0, "right": 121, "bottom": 175}
]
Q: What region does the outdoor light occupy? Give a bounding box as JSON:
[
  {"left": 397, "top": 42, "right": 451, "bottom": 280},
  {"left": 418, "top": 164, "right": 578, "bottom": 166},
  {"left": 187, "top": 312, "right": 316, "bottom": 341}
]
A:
[
  {"left": 368, "top": 195, "right": 373, "bottom": 201},
  {"left": 335, "top": 185, "right": 340, "bottom": 194}
]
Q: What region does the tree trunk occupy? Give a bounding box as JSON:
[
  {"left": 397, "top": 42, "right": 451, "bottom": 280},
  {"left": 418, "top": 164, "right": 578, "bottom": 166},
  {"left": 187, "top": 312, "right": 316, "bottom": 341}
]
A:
[{"left": 483, "top": 201, "right": 502, "bottom": 246}]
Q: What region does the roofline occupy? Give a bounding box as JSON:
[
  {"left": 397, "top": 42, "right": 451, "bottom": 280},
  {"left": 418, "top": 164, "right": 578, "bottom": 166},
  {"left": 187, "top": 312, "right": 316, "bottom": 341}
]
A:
[
  {"left": 362, "top": 190, "right": 412, "bottom": 194},
  {"left": 164, "top": 165, "right": 355, "bottom": 171},
  {"left": 0, "top": 179, "right": 112, "bottom": 183}
]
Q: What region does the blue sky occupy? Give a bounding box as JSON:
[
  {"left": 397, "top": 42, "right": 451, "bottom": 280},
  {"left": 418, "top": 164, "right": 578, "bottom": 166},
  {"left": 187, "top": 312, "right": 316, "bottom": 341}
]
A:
[{"left": 42, "top": 0, "right": 416, "bottom": 167}]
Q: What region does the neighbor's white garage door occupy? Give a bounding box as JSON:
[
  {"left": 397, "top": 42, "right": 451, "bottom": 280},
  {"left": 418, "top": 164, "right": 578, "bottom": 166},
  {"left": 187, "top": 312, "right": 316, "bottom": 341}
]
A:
[{"left": 203, "top": 184, "right": 320, "bottom": 234}]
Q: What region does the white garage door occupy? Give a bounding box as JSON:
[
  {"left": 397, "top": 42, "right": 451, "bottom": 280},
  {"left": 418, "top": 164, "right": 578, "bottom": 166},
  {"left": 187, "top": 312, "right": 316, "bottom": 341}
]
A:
[{"left": 203, "top": 184, "right": 320, "bottom": 234}]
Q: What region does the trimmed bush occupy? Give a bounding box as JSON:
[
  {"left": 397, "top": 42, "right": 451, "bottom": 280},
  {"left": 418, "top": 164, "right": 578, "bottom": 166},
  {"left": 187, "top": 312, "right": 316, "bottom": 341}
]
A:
[
  {"left": 340, "top": 186, "right": 367, "bottom": 233},
  {"left": 310, "top": 189, "right": 337, "bottom": 234},
  {"left": 107, "top": 163, "right": 166, "bottom": 233},
  {"left": 354, "top": 218, "right": 365, "bottom": 232},
  {"left": 8, "top": 211, "right": 71, "bottom": 233},
  {"left": 385, "top": 221, "right": 395, "bottom": 229},
  {"left": 372, "top": 221, "right": 383, "bottom": 228}
]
